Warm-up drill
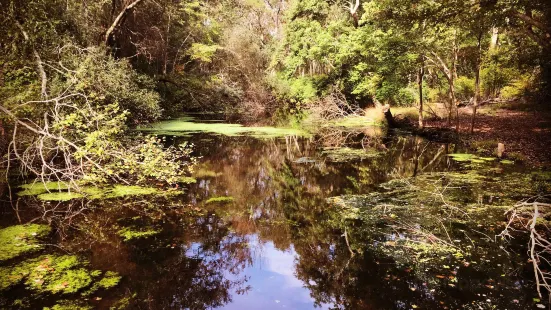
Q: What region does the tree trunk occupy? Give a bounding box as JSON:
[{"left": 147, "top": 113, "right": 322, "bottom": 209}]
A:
[
  {"left": 418, "top": 59, "right": 425, "bottom": 128},
  {"left": 471, "top": 33, "right": 482, "bottom": 134},
  {"left": 490, "top": 27, "right": 499, "bottom": 50},
  {"left": 15, "top": 21, "right": 47, "bottom": 99},
  {"left": 382, "top": 104, "right": 396, "bottom": 128},
  {"left": 104, "top": 0, "right": 145, "bottom": 46}
]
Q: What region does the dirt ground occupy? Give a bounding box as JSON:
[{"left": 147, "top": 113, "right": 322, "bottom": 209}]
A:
[{"left": 425, "top": 101, "right": 551, "bottom": 168}]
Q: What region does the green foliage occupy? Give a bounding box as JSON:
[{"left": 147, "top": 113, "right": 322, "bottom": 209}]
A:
[
  {"left": 455, "top": 76, "right": 475, "bottom": 101},
  {"left": 501, "top": 74, "right": 535, "bottom": 99},
  {"left": 55, "top": 46, "right": 162, "bottom": 123},
  {"left": 0, "top": 224, "right": 51, "bottom": 261},
  {"left": 188, "top": 43, "right": 221, "bottom": 63}
]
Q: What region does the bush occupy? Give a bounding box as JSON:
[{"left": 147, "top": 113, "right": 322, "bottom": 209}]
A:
[
  {"left": 501, "top": 74, "right": 534, "bottom": 99},
  {"left": 455, "top": 76, "right": 475, "bottom": 101},
  {"left": 395, "top": 87, "right": 416, "bottom": 106}
]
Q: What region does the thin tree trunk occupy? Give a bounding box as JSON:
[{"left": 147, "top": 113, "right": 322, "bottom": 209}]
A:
[
  {"left": 471, "top": 33, "right": 483, "bottom": 134},
  {"left": 418, "top": 58, "right": 425, "bottom": 128},
  {"left": 15, "top": 21, "right": 47, "bottom": 99},
  {"left": 490, "top": 27, "right": 499, "bottom": 50}
]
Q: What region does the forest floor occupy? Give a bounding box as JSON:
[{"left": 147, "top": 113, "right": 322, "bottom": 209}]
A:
[{"left": 426, "top": 101, "right": 551, "bottom": 168}]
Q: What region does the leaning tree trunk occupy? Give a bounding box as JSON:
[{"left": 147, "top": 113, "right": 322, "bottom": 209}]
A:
[{"left": 104, "top": 0, "right": 145, "bottom": 47}]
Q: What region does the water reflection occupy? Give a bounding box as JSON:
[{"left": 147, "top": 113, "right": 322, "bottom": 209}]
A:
[{"left": 1, "top": 132, "right": 540, "bottom": 309}]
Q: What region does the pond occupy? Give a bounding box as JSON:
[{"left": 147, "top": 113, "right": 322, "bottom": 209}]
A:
[{"left": 1, "top": 116, "right": 549, "bottom": 309}]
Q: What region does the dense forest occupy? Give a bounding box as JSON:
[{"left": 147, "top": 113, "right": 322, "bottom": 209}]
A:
[{"left": 1, "top": 0, "right": 551, "bottom": 309}]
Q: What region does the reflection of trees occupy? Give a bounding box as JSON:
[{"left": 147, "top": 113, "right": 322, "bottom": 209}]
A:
[
  {"left": 9, "top": 132, "right": 489, "bottom": 309},
  {"left": 12, "top": 194, "right": 253, "bottom": 309}
]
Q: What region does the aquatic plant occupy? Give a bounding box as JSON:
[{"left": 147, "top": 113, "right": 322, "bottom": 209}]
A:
[
  {"left": 0, "top": 254, "right": 120, "bottom": 295},
  {"left": 322, "top": 147, "right": 382, "bottom": 162},
  {"left": 18, "top": 182, "right": 171, "bottom": 201},
  {"left": 205, "top": 196, "right": 235, "bottom": 204},
  {"left": 139, "top": 118, "right": 311, "bottom": 139},
  {"left": 117, "top": 227, "right": 161, "bottom": 241},
  {"left": 17, "top": 182, "right": 69, "bottom": 196},
  {"left": 0, "top": 224, "right": 51, "bottom": 261}
]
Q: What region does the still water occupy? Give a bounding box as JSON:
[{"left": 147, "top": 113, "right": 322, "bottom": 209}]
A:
[{"left": 0, "top": 123, "right": 545, "bottom": 309}]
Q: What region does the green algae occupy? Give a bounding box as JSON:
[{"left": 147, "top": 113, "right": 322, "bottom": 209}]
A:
[
  {"left": 38, "top": 192, "right": 84, "bottom": 201},
  {"left": 138, "top": 118, "right": 310, "bottom": 139},
  {"left": 193, "top": 168, "right": 223, "bottom": 178},
  {"left": 18, "top": 182, "right": 69, "bottom": 196},
  {"left": 117, "top": 226, "right": 160, "bottom": 241},
  {"left": 44, "top": 300, "right": 93, "bottom": 310},
  {"left": 205, "top": 196, "right": 235, "bottom": 204},
  {"left": 83, "top": 271, "right": 122, "bottom": 296},
  {"left": 447, "top": 153, "right": 497, "bottom": 164},
  {"left": 322, "top": 147, "right": 382, "bottom": 162},
  {"left": 0, "top": 254, "right": 121, "bottom": 299},
  {"left": 18, "top": 182, "right": 166, "bottom": 201},
  {"left": 105, "top": 185, "right": 159, "bottom": 198},
  {"left": 0, "top": 224, "right": 51, "bottom": 261}
]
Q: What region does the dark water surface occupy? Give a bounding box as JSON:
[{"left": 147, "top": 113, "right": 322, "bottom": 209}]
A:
[{"left": 0, "top": 128, "right": 545, "bottom": 309}]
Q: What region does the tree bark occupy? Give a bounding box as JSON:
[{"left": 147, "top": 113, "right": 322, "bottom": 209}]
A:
[
  {"left": 104, "top": 0, "right": 145, "bottom": 46},
  {"left": 418, "top": 59, "right": 425, "bottom": 129},
  {"left": 15, "top": 21, "right": 47, "bottom": 99},
  {"left": 490, "top": 27, "right": 499, "bottom": 50},
  {"left": 471, "top": 33, "right": 482, "bottom": 134},
  {"left": 349, "top": 0, "right": 360, "bottom": 28}
]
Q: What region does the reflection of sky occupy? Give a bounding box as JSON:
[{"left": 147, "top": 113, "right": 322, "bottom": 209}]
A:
[{"left": 218, "top": 234, "right": 332, "bottom": 310}]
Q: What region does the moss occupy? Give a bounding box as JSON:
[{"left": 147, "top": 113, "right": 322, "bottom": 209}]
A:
[
  {"left": 138, "top": 118, "right": 310, "bottom": 139},
  {"left": 18, "top": 182, "right": 69, "bottom": 196},
  {"left": 322, "top": 147, "right": 381, "bottom": 162},
  {"left": 205, "top": 196, "right": 235, "bottom": 204},
  {"left": 0, "top": 224, "right": 51, "bottom": 261},
  {"left": 117, "top": 227, "right": 160, "bottom": 241}
]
